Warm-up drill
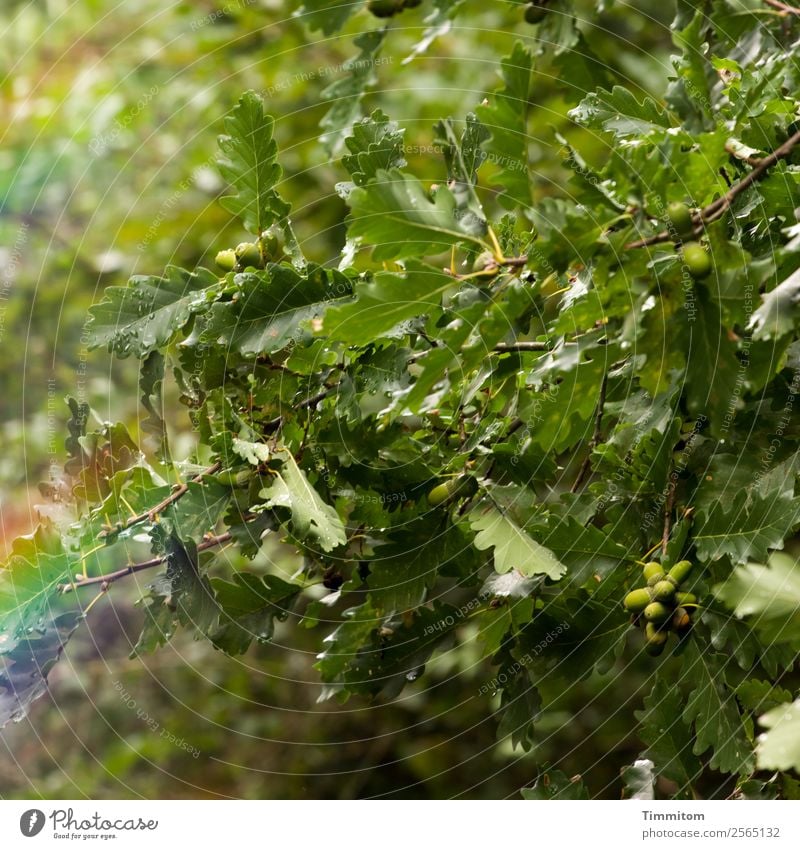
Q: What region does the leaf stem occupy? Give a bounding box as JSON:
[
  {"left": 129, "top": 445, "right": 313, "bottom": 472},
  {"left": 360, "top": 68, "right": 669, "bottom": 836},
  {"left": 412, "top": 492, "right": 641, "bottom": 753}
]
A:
[{"left": 487, "top": 225, "right": 504, "bottom": 261}]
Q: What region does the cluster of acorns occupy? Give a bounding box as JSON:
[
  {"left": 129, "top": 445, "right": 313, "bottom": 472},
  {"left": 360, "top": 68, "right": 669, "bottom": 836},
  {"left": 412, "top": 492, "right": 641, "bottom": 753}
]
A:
[
  {"left": 624, "top": 560, "right": 697, "bottom": 656},
  {"left": 215, "top": 235, "right": 284, "bottom": 273},
  {"left": 666, "top": 201, "right": 712, "bottom": 279}
]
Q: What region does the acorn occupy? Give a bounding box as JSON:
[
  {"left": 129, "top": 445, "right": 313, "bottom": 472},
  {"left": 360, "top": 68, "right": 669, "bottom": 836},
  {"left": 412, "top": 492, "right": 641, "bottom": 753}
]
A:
[
  {"left": 645, "top": 623, "right": 669, "bottom": 655},
  {"left": 672, "top": 607, "right": 692, "bottom": 633},
  {"left": 642, "top": 562, "right": 664, "bottom": 581},
  {"left": 215, "top": 249, "right": 236, "bottom": 271},
  {"left": 623, "top": 588, "right": 653, "bottom": 613},
  {"left": 428, "top": 475, "right": 478, "bottom": 506},
  {"left": 652, "top": 580, "right": 676, "bottom": 603},
  {"left": 668, "top": 559, "right": 695, "bottom": 585},
  {"left": 216, "top": 469, "right": 253, "bottom": 488},
  {"left": 235, "top": 241, "right": 263, "bottom": 269},
  {"left": 674, "top": 591, "right": 697, "bottom": 606},
  {"left": 666, "top": 201, "right": 694, "bottom": 238},
  {"left": 645, "top": 622, "right": 669, "bottom": 643},
  {"left": 644, "top": 602, "right": 671, "bottom": 624},
  {"left": 647, "top": 572, "right": 667, "bottom": 587},
  {"left": 682, "top": 242, "right": 711, "bottom": 279}
]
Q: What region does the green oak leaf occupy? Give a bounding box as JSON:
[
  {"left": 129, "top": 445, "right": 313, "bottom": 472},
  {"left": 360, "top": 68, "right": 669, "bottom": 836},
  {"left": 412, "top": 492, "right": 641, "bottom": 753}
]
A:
[
  {"left": 133, "top": 536, "right": 218, "bottom": 655},
  {"left": 635, "top": 676, "right": 701, "bottom": 796},
  {"left": 320, "top": 30, "right": 386, "bottom": 155},
  {"left": 88, "top": 266, "right": 221, "bottom": 358},
  {"left": 297, "top": 0, "right": 354, "bottom": 34},
  {"left": 470, "top": 504, "right": 566, "bottom": 581},
  {"left": 0, "top": 525, "right": 78, "bottom": 639},
  {"left": 346, "top": 168, "right": 489, "bottom": 260},
  {"left": 202, "top": 264, "right": 352, "bottom": 355},
  {"left": 570, "top": 85, "right": 672, "bottom": 137},
  {"left": 682, "top": 641, "right": 755, "bottom": 775},
  {"left": 403, "top": 0, "right": 465, "bottom": 64},
  {"left": 211, "top": 572, "right": 302, "bottom": 655},
  {"left": 322, "top": 261, "right": 456, "bottom": 345},
  {"left": 259, "top": 450, "right": 346, "bottom": 553},
  {"left": 714, "top": 552, "right": 800, "bottom": 642},
  {"left": 217, "top": 90, "right": 289, "bottom": 235},
  {"left": 695, "top": 491, "right": 800, "bottom": 565},
  {"left": 748, "top": 267, "right": 800, "bottom": 342},
  {"left": 339, "top": 109, "right": 406, "bottom": 194},
  {"left": 757, "top": 699, "right": 800, "bottom": 772},
  {"left": 476, "top": 42, "right": 533, "bottom": 208}
]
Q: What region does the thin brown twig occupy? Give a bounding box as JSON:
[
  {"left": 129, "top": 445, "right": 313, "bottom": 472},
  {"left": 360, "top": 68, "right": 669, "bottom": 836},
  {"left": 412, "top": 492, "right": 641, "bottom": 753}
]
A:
[
  {"left": 662, "top": 481, "right": 677, "bottom": 557},
  {"left": 408, "top": 340, "right": 548, "bottom": 364},
  {"left": 625, "top": 128, "right": 800, "bottom": 249},
  {"left": 99, "top": 461, "right": 221, "bottom": 538},
  {"left": 763, "top": 0, "right": 800, "bottom": 14},
  {"left": 298, "top": 384, "right": 340, "bottom": 410},
  {"left": 494, "top": 341, "right": 550, "bottom": 353},
  {"left": 62, "top": 530, "right": 234, "bottom": 593},
  {"left": 724, "top": 140, "right": 763, "bottom": 167},
  {"left": 570, "top": 374, "right": 608, "bottom": 493},
  {"left": 506, "top": 418, "right": 525, "bottom": 437},
  {"left": 498, "top": 255, "right": 529, "bottom": 268},
  {"left": 444, "top": 253, "right": 529, "bottom": 281}
]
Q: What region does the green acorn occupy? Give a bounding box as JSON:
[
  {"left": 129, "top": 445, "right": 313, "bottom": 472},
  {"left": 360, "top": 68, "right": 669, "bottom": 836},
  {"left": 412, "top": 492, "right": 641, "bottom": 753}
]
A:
[
  {"left": 642, "top": 561, "right": 663, "bottom": 581},
  {"left": 645, "top": 622, "right": 668, "bottom": 643},
  {"left": 668, "top": 559, "right": 695, "bottom": 585},
  {"left": 215, "top": 249, "right": 236, "bottom": 271},
  {"left": 216, "top": 469, "right": 253, "bottom": 488},
  {"left": 645, "top": 623, "right": 669, "bottom": 656},
  {"left": 235, "top": 241, "right": 263, "bottom": 269},
  {"left": 682, "top": 242, "right": 711, "bottom": 279},
  {"left": 652, "top": 580, "right": 676, "bottom": 603},
  {"left": 623, "top": 588, "right": 652, "bottom": 613},
  {"left": 674, "top": 591, "right": 697, "bottom": 606},
  {"left": 428, "top": 475, "right": 478, "bottom": 506},
  {"left": 666, "top": 201, "right": 694, "bottom": 238},
  {"left": 644, "top": 602, "right": 671, "bottom": 624}
]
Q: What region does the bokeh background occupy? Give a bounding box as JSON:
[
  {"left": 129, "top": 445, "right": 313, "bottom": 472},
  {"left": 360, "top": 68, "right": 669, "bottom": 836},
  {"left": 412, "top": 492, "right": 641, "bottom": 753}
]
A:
[{"left": 0, "top": 0, "right": 689, "bottom": 798}]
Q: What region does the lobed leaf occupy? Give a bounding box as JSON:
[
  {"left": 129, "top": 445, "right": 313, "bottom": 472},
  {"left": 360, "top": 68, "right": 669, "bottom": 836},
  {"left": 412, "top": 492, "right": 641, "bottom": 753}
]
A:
[
  {"left": 218, "top": 90, "right": 289, "bottom": 235},
  {"left": 470, "top": 504, "right": 566, "bottom": 581},
  {"left": 88, "top": 266, "right": 220, "bottom": 358}
]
